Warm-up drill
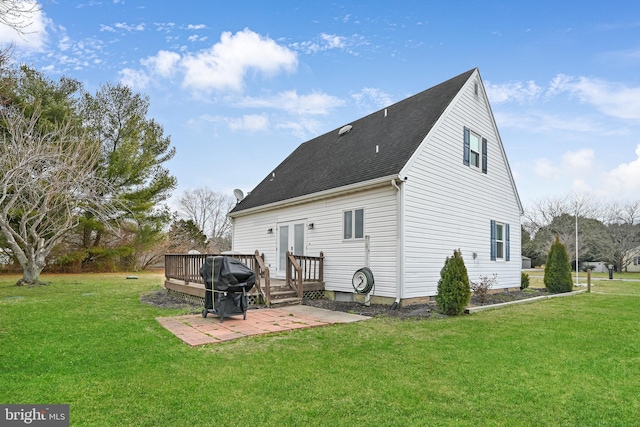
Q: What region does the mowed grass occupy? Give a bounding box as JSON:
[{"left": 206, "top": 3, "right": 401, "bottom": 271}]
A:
[
  {"left": 525, "top": 269, "right": 640, "bottom": 295},
  {"left": 1, "top": 273, "right": 639, "bottom": 426}
]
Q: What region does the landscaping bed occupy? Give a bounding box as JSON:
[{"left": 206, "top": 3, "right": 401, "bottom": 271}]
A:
[
  {"left": 303, "top": 288, "right": 548, "bottom": 319},
  {"left": 142, "top": 287, "right": 549, "bottom": 319}
]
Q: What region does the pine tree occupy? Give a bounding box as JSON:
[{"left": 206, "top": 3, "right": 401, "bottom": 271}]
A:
[
  {"left": 544, "top": 235, "right": 573, "bottom": 293},
  {"left": 436, "top": 250, "right": 471, "bottom": 315}
]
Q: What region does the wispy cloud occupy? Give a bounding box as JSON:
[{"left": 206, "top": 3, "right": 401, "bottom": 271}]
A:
[
  {"left": 227, "top": 114, "right": 270, "bottom": 132},
  {"left": 236, "top": 90, "right": 345, "bottom": 115},
  {"left": 114, "top": 22, "right": 145, "bottom": 32},
  {"left": 289, "top": 32, "right": 366, "bottom": 55},
  {"left": 547, "top": 75, "right": 640, "bottom": 120},
  {"left": 486, "top": 80, "right": 542, "bottom": 104},
  {"left": 351, "top": 87, "right": 394, "bottom": 109},
  {"left": 490, "top": 74, "right": 640, "bottom": 120}
]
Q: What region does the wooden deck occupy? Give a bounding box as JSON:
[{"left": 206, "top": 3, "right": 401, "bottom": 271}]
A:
[{"left": 164, "top": 251, "right": 324, "bottom": 307}]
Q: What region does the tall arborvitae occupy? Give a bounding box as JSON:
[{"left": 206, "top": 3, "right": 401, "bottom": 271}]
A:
[
  {"left": 436, "top": 250, "right": 471, "bottom": 315},
  {"left": 544, "top": 235, "right": 573, "bottom": 293}
]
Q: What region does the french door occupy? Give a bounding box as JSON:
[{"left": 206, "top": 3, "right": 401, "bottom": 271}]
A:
[{"left": 276, "top": 221, "right": 305, "bottom": 278}]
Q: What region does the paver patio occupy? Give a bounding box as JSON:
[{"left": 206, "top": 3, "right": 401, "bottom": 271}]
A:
[{"left": 157, "top": 305, "right": 370, "bottom": 346}]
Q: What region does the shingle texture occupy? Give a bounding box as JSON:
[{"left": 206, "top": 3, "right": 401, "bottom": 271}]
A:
[{"left": 231, "top": 69, "right": 475, "bottom": 213}]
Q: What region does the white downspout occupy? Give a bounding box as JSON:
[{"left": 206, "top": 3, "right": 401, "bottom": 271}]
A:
[{"left": 391, "top": 178, "right": 404, "bottom": 309}]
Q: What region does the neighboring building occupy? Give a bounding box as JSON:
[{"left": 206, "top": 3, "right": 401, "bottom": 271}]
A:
[
  {"left": 625, "top": 247, "right": 640, "bottom": 272},
  {"left": 522, "top": 256, "right": 532, "bottom": 269},
  {"left": 229, "top": 68, "right": 523, "bottom": 305}
]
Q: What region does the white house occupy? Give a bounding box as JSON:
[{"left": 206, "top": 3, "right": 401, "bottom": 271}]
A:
[{"left": 228, "top": 68, "right": 523, "bottom": 306}]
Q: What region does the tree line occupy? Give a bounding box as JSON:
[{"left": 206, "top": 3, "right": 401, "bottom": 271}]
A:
[
  {"left": 523, "top": 194, "right": 640, "bottom": 272},
  {"left": 0, "top": 51, "right": 234, "bottom": 285}
]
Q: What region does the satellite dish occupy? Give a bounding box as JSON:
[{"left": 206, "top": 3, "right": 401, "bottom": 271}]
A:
[{"left": 233, "top": 189, "right": 245, "bottom": 202}]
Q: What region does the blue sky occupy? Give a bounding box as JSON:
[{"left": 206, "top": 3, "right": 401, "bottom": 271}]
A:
[{"left": 3, "top": 0, "right": 640, "bottom": 209}]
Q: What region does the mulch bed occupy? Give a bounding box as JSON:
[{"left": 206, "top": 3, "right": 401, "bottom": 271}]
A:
[
  {"left": 303, "top": 288, "right": 548, "bottom": 320},
  {"left": 142, "top": 287, "right": 549, "bottom": 320}
]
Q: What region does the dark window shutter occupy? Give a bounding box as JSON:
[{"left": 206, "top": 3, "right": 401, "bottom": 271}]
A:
[
  {"left": 463, "top": 127, "right": 470, "bottom": 166},
  {"left": 482, "top": 138, "right": 488, "bottom": 174},
  {"left": 505, "top": 223, "right": 510, "bottom": 261},
  {"left": 490, "top": 220, "right": 496, "bottom": 261}
]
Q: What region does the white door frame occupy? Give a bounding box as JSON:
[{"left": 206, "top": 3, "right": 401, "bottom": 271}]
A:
[{"left": 276, "top": 220, "right": 306, "bottom": 278}]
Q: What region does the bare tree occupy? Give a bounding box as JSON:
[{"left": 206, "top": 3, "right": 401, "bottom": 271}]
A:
[
  {"left": 524, "top": 194, "right": 607, "bottom": 268},
  {"left": 0, "top": 106, "right": 117, "bottom": 285},
  {"left": 177, "top": 187, "right": 234, "bottom": 252},
  {"left": 0, "top": 0, "right": 41, "bottom": 36},
  {"left": 602, "top": 200, "right": 640, "bottom": 272}
]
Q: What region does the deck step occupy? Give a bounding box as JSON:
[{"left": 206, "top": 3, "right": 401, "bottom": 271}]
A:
[
  {"left": 269, "top": 297, "right": 302, "bottom": 307},
  {"left": 270, "top": 289, "right": 299, "bottom": 297}
]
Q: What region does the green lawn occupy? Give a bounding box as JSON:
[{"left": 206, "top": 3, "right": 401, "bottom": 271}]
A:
[{"left": 1, "top": 272, "right": 639, "bottom": 426}]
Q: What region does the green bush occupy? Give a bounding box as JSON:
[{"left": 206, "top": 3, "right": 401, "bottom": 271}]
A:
[
  {"left": 521, "top": 272, "right": 530, "bottom": 290},
  {"left": 544, "top": 236, "right": 573, "bottom": 293},
  {"left": 436, "top": 250, "right": 471, "bottom": 315}
]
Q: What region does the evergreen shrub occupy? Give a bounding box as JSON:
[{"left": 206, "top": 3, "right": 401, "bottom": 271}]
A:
[
  {"left": 544, "top": 236, "right": 573, "bottom": 293},
  {"left": 436, "top": 250, "right": 471, "bottom": 315},
  {"left": 521, "top": 272, "right": 530, "bottom": 290}
]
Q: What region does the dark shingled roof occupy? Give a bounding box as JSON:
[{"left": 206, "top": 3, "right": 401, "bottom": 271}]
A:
[{"left": 231, "top": 69, "right": 475, "bottom": 213}]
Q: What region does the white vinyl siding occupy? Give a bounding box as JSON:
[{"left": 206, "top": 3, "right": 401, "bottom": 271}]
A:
[
  {"left": 232, "top": 70, "right": 522, "bottom": 301},
  {"left": 400, "top": 74, "right": 522, "bottom": 297},
  {"left": 232, "top": 185, "right": 398, "bottom": 297}
]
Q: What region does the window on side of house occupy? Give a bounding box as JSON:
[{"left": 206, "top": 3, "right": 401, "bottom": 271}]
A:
[
  {"left": 490, "top": 220, "right": 510, "bottom": 261},
  {"left": 495, "top": 223, "right": 504, "bottom": 260},
  {"left": 469, "top": 131, "right": 480, "bottom": 169},
  {"left": 344, "top": 209, "right": 364, "bottom": 240},
  {"left": 463, "top": 127, "right": 488, "bottom": 174}
]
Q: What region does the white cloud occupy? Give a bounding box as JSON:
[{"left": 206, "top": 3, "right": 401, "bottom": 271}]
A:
[
  {"left": 351, "top": 87, "right": 393, "bottom": 109},
  {"left": 140, "top": 50, "right": 181, "bottom": 77},
  {"left": 290, "top": 32, "right": 355, "bottom": 54},
  {"left": 533, "top": 158, "right": 561, "bottom": 180},
  {"left": 527, "top": 146, "right": 640, "bottom": 200},
  {"left": 227, "top": 114, "right": 269, "bottom": 132},
  {"left": 181, "top": 28, "right": 297, "bottom": 92},
  {"left": 491, "top": 74, "right": 640, "bottom": 120},
  {"left": 187, "top": 24, "right": 206, "bottom": 30},
  {"left": 603, "top": 144, "right": 640, "bottom": 194},
  {"left": 561, "top": 148, "right": 594, "bottom": 177},
  {"left": 547, "top": 75, "right": 640, "bottom": 120},
  {"left": 237, "top": 90, "right": 345, "bottom": 115},
  {"left": 494, "top": 110, "right": 603, "bottom": 134},
  {"left": 485, "top": 80, "right": 542, "bottom": 104},
  {"left": 114, "top": 22, "right": 145, "bottom": 32},
  {"left": 533, "top": 148, "right": 594, "bottom": 181},
  {"left": 119, "top": 67, "right": 151, "bottom": 89},
  {"left": 0, "top": 0, "right": 49, "bottom": 50},
  {"left": 277, "top": 118, "right": 323, "bottom": 139}
]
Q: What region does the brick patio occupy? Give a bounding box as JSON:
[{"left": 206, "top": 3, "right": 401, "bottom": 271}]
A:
[{"left": 157, "top": 305, "right": 370, "bottom": 346}]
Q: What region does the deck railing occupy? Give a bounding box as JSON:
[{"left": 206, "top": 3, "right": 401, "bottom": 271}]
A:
[
  {"left": 286, "top": 251, "right": 324, "bottom": 298},
  {"left": 165, "top": 251, "right": 324, "bottom": 306},
  {"left": 164, "top": 252, "right": 268, "bottom": 301}
]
